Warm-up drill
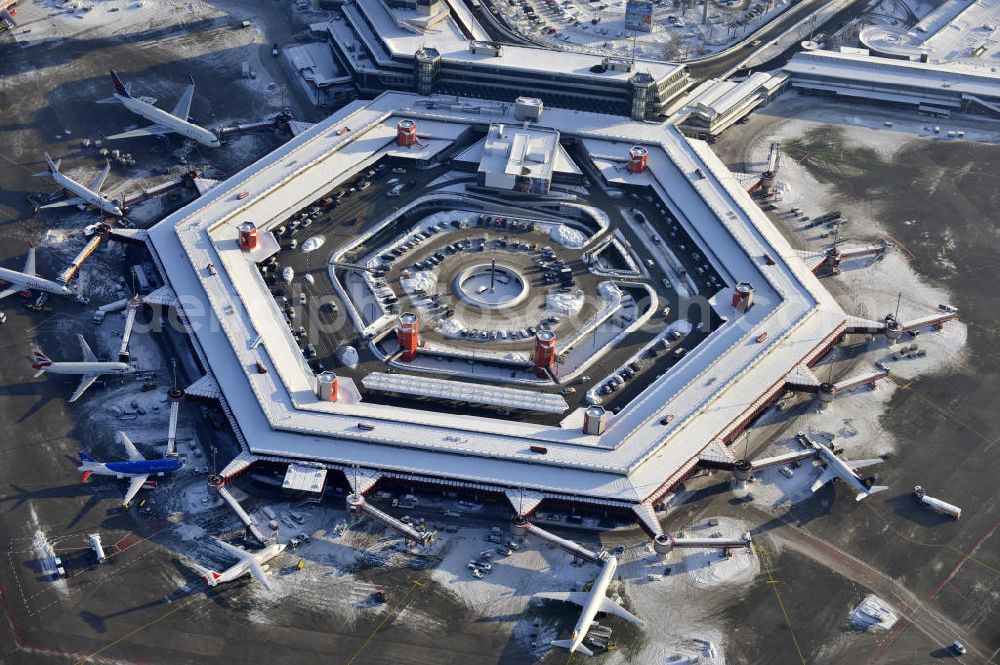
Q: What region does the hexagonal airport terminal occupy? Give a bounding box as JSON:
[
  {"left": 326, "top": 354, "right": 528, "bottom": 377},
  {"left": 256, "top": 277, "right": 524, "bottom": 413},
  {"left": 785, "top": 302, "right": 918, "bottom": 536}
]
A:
[{"left": 145, "top": 91, "right": 851, "bottom": 520}]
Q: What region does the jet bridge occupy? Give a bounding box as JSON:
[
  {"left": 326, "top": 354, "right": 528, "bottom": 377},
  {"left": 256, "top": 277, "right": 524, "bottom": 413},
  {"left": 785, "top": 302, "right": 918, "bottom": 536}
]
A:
[
  {"left": 165, "top": 388, "right": 184, "bottom": 457},
  {"left": 117, "top": 296, "right": 142, "bottom": 362},
  {"left": 346, "top": 492, "right": 434, "bottom": 546},
  {"left": 512, "top": 515, "right": 606, "bottom": 566},
  {"left": 208, "top": 474, "right": 268, "bottom": 545},
  {"left": 653, "top": 531, "right": 752, "bottom": 556}
]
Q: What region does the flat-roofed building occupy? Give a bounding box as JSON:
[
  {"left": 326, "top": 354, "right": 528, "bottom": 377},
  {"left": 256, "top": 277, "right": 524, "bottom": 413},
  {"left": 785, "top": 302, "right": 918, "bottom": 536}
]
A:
[
  {"left": 674, "top": 72, "right": 787, "bottom": 138},
  {"left": 311, "top": 0, "right": 690, "bottom": 120},
  {"left": 784, "top": 49, "right": 1000, "bottom": 117},
  {"left": 476, "top": 123, "right": 559, "bottom": 194}
]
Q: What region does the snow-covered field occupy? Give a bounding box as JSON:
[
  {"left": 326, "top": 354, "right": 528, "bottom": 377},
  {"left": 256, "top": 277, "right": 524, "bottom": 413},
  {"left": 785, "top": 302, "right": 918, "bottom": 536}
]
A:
[
  {"left": 11, "top": 0, "right": 226, "bottom": 48},
  {"left": 736, "top": 101, "right": 971, "bottom": 470}
]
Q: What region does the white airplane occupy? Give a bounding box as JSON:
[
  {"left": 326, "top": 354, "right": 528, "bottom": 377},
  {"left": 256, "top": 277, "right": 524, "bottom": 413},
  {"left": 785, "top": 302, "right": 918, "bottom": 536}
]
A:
[
  {"left": 36, "top": 153, "right": 122, "bottom": 217},
  {"left": 0, "top": 244, "right": 75, "bottom": 301},
  {"left": 78, "top": 432, "right": 184, "bottom": 507},
  {"left": 535, "top": 555, "right": 645, "bottom": 656},
  {"left": 199, "top": 539, "right": 286, "bottom": 591},
  {"left": 802, "top": 433, "right": 888, "bottom": 501},
  {"left": 98, "top": 70, "right": 221, "bottom": 148},
  {"left": 31, "top": 334, "right": 131, "bottom": 402}
]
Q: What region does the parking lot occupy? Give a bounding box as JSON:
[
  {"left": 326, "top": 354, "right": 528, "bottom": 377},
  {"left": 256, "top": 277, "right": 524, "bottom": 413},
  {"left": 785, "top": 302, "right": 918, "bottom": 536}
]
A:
[{"left": 484, "top": 0, "right": 797, "bottom": 60}]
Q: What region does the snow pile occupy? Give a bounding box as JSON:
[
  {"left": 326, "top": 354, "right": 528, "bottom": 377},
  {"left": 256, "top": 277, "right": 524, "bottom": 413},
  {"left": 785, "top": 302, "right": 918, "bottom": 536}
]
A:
[
  {"left": 437, "top": 318, "right": 466, "bottom": 338},
  {"left": 687, "top": 547, "right": 757, "bottom": 589},
  {"left": 666, "top": 319, "right": 694, "bottom": 337},
  {"left": 175, "top": 524, "right": 206, "bottom": 541},
  {"left": 301, "top": 235, "right": 325, "bottom": 252},
  {"left": 549, "top": 224, "right": 587, "bottom": 249},
  {"left": 337, "top": 345, "right": 359, "bottom": 368},
  {"left": 681, "top": 518, "right": 759, "bottom": 590},
  {"left": 850, "top": 595, "right": 898, "bottom": 631},
  {"left": 545, "top": 291, "right": 583, "bottom": 316},
  {"left": 400, "top": 269, "right": 437, "bottom": 295},
  {"left": 598, "top": 281, "right": 624, "bottom": 302}
]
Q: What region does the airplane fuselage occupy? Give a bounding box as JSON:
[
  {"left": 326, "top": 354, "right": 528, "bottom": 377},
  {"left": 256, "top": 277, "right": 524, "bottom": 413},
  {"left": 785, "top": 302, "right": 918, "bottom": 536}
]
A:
[
  {"left": 83, "top": 458, "right": 183, "bottom": 478},
  {"left": 50, "top": 170, "right": 122, "bottom": 216},
  {"left": 117, "top": 94, "right": 220, "bottom": 147},
  {"left": 0, "top": 267, "right": 73, "bottom": 296},
  {"left": 567, "top": 556, "right": 618, "bottom": 653},
  {"left": 41, "top": 361, "right": 129, "bottom": 376},
  {"left": 812, "top": 442, "right": 871, "bottom": 496},
  {"left": 213, "top": 542, "right": 286, "bottom": 585}
]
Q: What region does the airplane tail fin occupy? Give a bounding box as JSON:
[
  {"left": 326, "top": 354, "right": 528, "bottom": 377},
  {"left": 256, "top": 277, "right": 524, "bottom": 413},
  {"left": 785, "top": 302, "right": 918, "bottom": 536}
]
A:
[
  {"left": 79, "top": 452, "right": 96, "bottom": 463},
  {"left": 203, "top": 571, "right": 221, "bottom": 586},
  {"left": 33, "top": 153, "right": 60, "bottom": 177},
  {"left": 31, "top": 351, "right": 52, "bottom": 375},
  {"left": 551, "top": 640, "right": 593, "bottom": 657},
  {"left": 858, "top": 486, "right": 889, "bottom": 501},
  {"left": 110, "top": 70, "right": 131, "bottom": 97}
]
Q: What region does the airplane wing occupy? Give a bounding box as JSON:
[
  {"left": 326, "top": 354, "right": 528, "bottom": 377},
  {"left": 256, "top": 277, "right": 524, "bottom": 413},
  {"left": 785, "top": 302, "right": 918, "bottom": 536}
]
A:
[
  {"left": 810, "top": 467, "right": 838, "bottom": 493},
  {"left": 69, "top": 374, "right": 100, "bottom": 403},
  {"left": 23, "top": 246, "right": 36, "bottom": 276},
  {"left": 40, "top": 197, "right": 86, "bottom": 209},
  {"left": 122, "top": 474, "right": 148, "bottom": 507},
  {"left": 118, "top": 432, "right": 145, "bottom": 462},
  {"left": 246, "top": 560, "right": 272, "bottom": 591},
  {"left": 89, "top": 162, "right": 112, "bottom": 192},
  {"left": 107, "top": 124, "right": 175, "bottom": 140},
  {"left": 170, "top": 79, "right": 196, "bottom": 120},
  {"left": 77, "top": 334, "right": 98, "bottom": 362},
  {"left": 213, "top": 538, "right": 252, "bottom": 560},
  {"left": 598, "top": 598, "right": 646, "bottom": 627},
  {"left": 0, "top": 286, "right": 23, "bottom": 301},
  {"left": 534, "top": 591, "right": 591, "bottom": 606},
  {"left": 847, "top": 458, "right": 883, "bottom": 471}
]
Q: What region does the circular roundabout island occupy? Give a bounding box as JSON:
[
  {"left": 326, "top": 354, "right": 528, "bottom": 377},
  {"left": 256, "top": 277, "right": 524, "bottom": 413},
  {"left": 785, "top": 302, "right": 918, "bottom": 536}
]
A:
[{"left": 453, "top": 262, "right": 530, "bottom": 310}]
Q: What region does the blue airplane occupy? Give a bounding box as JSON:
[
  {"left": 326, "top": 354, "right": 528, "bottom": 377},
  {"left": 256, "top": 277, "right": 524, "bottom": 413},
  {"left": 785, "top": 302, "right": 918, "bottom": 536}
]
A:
[{"left": 78, "top": 432, "right": 184, "bottom": 507}]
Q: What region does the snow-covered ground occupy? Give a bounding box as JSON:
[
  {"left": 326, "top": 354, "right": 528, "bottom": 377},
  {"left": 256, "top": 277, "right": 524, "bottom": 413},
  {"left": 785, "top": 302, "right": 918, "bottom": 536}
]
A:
[
  {"left": 616, "top": 516, "right": 757, "bottom": 663},
  {"left": 10, "top": 0, "right": 226, "bottom": 48},
  {"left": 735, "top": 102, "right": 970, "bottom": 474}
]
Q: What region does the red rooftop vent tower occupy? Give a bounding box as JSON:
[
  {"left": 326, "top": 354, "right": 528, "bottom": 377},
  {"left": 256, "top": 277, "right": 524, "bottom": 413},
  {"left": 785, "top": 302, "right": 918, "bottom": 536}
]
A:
[
  {"left": 316, "top": 371, "right": 340, "bottom": 402},
  {"left": 533, "top": 330, "right": 557, "bottom": 378},
  {"left": 397, "top": 119, "right": 418, "bottom": 147},
  {"left": 627, "top": 146, "right": 648, "bottom": 174},
  {"left": 238, "top": 221, "right": 258, "bottom": 251},
  {"left": 732, "top": 282, "right": 755, "bottom": 311},
  {"left": 396, "top": 312, "right": 419, "bottom": 362}
]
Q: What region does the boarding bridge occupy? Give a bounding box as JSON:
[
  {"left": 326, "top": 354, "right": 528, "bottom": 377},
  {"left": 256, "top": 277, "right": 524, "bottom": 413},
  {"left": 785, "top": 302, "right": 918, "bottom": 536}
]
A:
[
  {"left": 164, "top": 388, "right": 184, "bottom": 457},
  {"left": 120, "top": 171, "right": 200, "bottom": 209},
  {"left": 346, "top": 493, "right": 433, "bottom": 546},
  {"left": 59, "top": 226, "right": 109, "bottom": 285},
  {"left": 209, "top": 477, "right": 267, "bottom": 544},
  {"left": 117, "top": 297, "right": 141, "bottom": 362},
  {"left": 512, "top": 515, "right": 605, "bottom": 566},
  {"left": 653, "top": 531, "right": 751, "bottom": 556}
]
